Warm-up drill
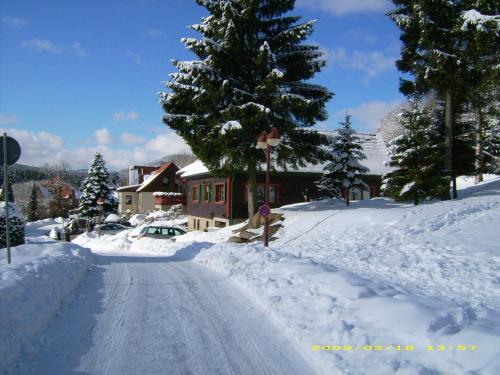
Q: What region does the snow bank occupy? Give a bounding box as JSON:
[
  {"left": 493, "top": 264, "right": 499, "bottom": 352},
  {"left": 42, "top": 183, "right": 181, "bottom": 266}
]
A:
[{"left": 0, "top": 239, "right": 92, "bottom": 371}]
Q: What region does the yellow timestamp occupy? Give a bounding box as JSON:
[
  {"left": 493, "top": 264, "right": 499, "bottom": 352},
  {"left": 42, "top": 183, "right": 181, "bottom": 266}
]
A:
[{"left": 312, "top": 345, "right": 478, "bottom": 352}]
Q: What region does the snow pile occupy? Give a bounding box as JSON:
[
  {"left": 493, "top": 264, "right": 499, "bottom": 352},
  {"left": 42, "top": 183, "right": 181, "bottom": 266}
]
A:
[
  {"left": 144, "top": 205, "right": 186, "bottom": 223},
  {"left": 0, "top": 239, "right": 92, "bottom": 371},
  {"left": 152, "top": 192, "right": 183, "bottom": 197},
  {"left": 128, "top": 213, "right": 146, "bottom": 227},
  {"left": 104, "top": 213, "right": 120, "bottom": 223}
]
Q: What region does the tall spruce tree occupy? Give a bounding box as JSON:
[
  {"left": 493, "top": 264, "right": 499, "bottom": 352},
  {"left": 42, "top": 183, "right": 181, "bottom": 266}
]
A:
[
  {"left": 27, "top": 183, "right": 39, "bottom": 222},
  {"left": 460, "top": 6, "right": 500, "bottom": 182},
  {"left": 317, "top": 114, "right": 368, "bottom": 206},
  {"left": 383, "top": 99, "right": 449, "bottom": 205},
  {"left": 78, "top": 152, "right": 113, "bottom": 218},
  {"left": 161, "top": 0, "right": 333, "bottom": 222},
  {"left": 389, "top": 0, "right": 470, "bottom": 200}
]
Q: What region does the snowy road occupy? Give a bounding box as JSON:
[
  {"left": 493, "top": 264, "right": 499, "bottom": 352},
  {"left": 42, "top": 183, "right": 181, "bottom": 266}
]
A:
[{"left": 17, "top": 251, "right": 315, "bottom": 375}]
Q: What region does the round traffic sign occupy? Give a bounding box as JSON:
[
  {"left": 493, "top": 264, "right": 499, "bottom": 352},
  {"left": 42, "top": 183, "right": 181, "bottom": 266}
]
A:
[
  {"left": 0, "top": 136, "right": 21, "bottom": 166},
  {"left": 258, "top": 204, "right": 271, "bottom": 218}
]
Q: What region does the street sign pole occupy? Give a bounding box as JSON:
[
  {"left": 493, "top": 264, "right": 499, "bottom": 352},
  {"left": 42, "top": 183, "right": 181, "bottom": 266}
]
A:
[{"left": 3, "top": 133, "right": 11, "bottom": 264}]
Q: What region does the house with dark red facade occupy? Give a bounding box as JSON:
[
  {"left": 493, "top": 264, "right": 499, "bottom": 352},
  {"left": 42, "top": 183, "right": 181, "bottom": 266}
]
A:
[{"left": 178, "top": 132, "right": 392, "bottom": 231}]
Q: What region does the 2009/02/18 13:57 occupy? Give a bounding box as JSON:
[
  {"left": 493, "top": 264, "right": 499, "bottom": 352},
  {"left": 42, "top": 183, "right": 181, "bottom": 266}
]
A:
[{"left": 312, "top": 345, "right": 478, "bottom": 352}]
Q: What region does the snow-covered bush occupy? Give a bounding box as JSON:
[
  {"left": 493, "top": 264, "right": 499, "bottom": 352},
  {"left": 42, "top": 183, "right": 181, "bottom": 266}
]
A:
[
  {"left": 0, "top": 202, "right": 25, "bottom": 248},
  {"left": 145, "top": 204, "right": 184, "bottom": 222}
]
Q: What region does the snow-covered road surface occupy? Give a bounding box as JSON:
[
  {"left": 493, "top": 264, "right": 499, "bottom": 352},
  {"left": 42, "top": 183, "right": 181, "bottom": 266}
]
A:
[{"left": 17, "top": 251, "right": 315, "bottom": 375}]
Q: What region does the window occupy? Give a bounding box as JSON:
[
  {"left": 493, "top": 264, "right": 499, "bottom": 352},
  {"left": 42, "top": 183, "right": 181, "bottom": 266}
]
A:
[
  {"left": 244, "top": 184, "right": 278, "bottom": 204},
  {"left": 203, "top": 184, "right": 210, "bottom": 202},
  {"left": 174, "top": 229, "right": 185, "bottom": 236},
  {"left": 191, "top": 186, "right": 199, "bottom": 202},
  {"left": 215, "top": 183, "right": 225, "bottom": 203},
  {"left": 126, "top": 195, "right": 133, "bottom": 205},
  {"left": 163, "top": 177, "right": 169, "bottom": 185}
]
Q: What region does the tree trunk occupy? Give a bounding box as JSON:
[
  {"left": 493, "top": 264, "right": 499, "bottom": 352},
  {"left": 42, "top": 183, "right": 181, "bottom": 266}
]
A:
[
  {"left": 345, "top": 188, "right": 350, "bottom": 206},
  {"left": 444, "top": 89, "right": 456, "bottom": 200},
  {"left": 474, "top": 107, "right": 484, "bottom": 184},
  {"left": 247, "top": 163, "right": 257, "bottom": 228}
]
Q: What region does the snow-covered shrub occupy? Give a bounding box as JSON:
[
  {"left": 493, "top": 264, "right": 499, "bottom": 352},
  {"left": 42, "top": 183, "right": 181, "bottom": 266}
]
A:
[
  {"left": 145, "top": 204, "right": 185, "bottom": 222},
  {"left": 0, "top": 203, "right": 25, "bottom": 248}
]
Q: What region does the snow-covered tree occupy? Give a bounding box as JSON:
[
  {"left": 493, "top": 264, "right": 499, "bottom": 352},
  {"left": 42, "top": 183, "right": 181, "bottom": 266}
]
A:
[
  {"left": 389, "top": 1, "right": 499, "bottom": 195},
  {"left": 27, "top": 183, "right": 39, "bottom": 222},
  {"left": 78, "top": 153, "right": 114, "bottom": 218},
  {"left": 317, "top": 114, "right": 368, "bottom": 206},
  {"left": 0, "top": 202, "right": 25, "bottom": 248},
  {"left": 0, "top": 170, "right": 15, "bottom": 203},
  {"left": 383, "top": 100, "right": 448, "bottom": 205},
  {"left": 161, "top": 0, "right": 333, "bottom": 223}
]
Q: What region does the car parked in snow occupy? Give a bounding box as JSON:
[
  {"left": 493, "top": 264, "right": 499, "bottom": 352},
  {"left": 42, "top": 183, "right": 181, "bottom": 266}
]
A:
[
  {"left": 138, "top": 226, "right": 186, "bottom": 240},
  {"left": 95, "top": 223, "right": 130, "bottom": 235}
]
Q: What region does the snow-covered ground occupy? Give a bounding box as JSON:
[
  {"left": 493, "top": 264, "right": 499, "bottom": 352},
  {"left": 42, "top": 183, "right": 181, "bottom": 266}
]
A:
[
  {"left": 6, "top": 175, "right": 500, "bottom": 374},
  {"left": 71, "top": 175, "right": 500, "bottom": 375},
  {"left": 0, "top": 227, "right": 92, "bottom": 371}
]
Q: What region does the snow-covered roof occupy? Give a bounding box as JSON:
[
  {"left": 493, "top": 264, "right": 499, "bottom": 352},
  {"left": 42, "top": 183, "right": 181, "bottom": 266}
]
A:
[
  {"left": 177, "top": 160, "right": 209, "bottom": 178},
  {"left": 137, "top": 163, "right": 174, "bottom": 192},
  {"left": 117, "top": 184, "right": 141, "bottom": 192},
  {"left": 38, "top": 186, "right": 53, "bottom": 200},
  {"left": 177, "top": 132, "right": 392, "bottom": 178}
]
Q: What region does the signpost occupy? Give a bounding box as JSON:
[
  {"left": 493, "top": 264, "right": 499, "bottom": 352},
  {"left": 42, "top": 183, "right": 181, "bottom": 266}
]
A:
[{"left": 1, "top": 133, "right": 22, "bottom": 264}]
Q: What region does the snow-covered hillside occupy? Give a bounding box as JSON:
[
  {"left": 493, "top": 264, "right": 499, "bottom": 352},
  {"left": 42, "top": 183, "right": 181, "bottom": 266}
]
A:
[{"left": 74, "top": 175, "right": 500, "bottom": 375}]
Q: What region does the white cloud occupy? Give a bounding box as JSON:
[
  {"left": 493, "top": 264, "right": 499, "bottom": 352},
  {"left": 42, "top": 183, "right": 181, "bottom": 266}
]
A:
[
  {"left": 144, "top": 132, "right": 190, "bottom": 156},
  {"left": 297, "top": 0, "right": 390, "bottom": 16},
  {"left": 334, "top": 100, "right": 401, "bottom": 131},
  {"left": 21, "top": 38, "right": 63, "bottom": 54},
  {"left": 1, "top": 16, "right": 28, "bottom": 28},
  {"left": 121, "top": 132, "right": 146, "bottom": 145},
  {"left": 95, "top": 128, "right": 113, "bottom": 145},
  {"left": 145, "top": 29, "right": 166, "bottom": 38},
  {"left": 72, "top": 42, "right": 87, "bottom": 58},
  {"left": 0, "top": 114, "right": 17, "bottom": 125},
  {"left": 325, "top": 47, "right": 396, "bottom": 80},
  {"left": 1, "top": 127, "right": 191, "bottom": 170},
  {"left": 0, "top": 128, "right": 64, "bottom": 166},
  {"left": 127, "top": 50, "right": 144, "bottom": 66},
  {"left": 113, "top": 111, "right": 140, "bottom": 122}
]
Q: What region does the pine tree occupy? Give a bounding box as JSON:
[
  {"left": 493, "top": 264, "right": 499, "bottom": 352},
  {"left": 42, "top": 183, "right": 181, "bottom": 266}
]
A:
[
  {"left": 161, "top": 0, "right": 333, "bottom": 222},
  {"left": 460, "top": 5, "right": 500, "bottom": 183},
  {"left": 78, "top": 152, "right": 114, "bottom": 218},
  {"left": 388, "top": 0, "right": 471, "bottom": 200},
  {"left": 0, "top": 170, "right": 15, "bottom": 203},
  {"left": 317, "top": 114, "right": 368, "bottom": 206},
  {"left": 383, "top": 99, "right": 449, "bottom": 205},
  {"left": 27, "top": 183, "right": 39, "bottom": 222}
]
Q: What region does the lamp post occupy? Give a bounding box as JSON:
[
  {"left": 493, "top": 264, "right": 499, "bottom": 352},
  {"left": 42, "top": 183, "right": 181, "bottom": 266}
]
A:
[
  {"left": 257, "top": 127, "right": 281, "bottom": 247},
  {"left": 96, "top": 197, "right": 105, "bottom": 237}
]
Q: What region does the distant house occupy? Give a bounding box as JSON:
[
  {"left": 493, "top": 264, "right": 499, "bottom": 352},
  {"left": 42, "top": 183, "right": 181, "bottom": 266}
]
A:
[
  {"left": 117, "top": 163, "right": 181, "bottom": 214},
  {"left": 178, "top": 132, "right": 392, "bottom": 231},
  {"left": 37, "top": 177, "right": 81, "bottom": 218}
]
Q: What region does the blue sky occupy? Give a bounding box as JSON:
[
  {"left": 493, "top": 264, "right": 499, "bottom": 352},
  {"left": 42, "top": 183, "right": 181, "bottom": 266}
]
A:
[{"left": 0, "top": 0, "right": 405, "bottom": 170}]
